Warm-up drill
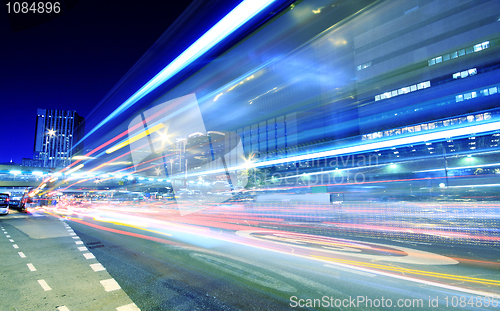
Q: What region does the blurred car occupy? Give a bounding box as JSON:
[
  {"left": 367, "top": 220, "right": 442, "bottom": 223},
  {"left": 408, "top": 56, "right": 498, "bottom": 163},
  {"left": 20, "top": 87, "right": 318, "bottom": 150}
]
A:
[
  {"left": 19, "top": 195, "right": 32, "bottom": 212},
  {"left": 0, "top": 193, "right": 9, "bottom": 215},
  {"left": 9, "top": 197, "right": 21, "bottom": 211}
]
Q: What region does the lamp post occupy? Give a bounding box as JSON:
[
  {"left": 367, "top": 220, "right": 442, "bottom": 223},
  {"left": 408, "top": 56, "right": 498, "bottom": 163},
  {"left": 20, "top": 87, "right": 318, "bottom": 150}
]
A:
[
  {"left": 45, "top": 129, "right": 56, "bottom": 167},
  {"left": 443, "top": 147, "right": 449, "bottom": 196}
]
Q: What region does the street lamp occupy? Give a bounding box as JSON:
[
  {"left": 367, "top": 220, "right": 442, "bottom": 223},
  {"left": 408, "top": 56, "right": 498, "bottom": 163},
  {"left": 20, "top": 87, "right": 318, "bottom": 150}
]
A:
[{"left": 44, "top": 129, "right": 56, "bottom": 167}]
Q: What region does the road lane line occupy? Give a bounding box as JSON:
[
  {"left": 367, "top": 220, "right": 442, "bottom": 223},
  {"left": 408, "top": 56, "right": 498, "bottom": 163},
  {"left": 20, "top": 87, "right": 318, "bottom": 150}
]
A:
[
  {"left": 57, "top": 306, "right": 70, "bottom": 311},
  {"left": 90, "top": 263, "right": 106, "bottom": 272},
  {"left": 116, "top": 303, "right": 141, "bottom": 311},
  {"left": 83, "top": 253, "right": 95, "bottom": 259},
  {"left": 314, "top": 255, "right": 500, "bottom": 299},
  {"left": 69, "top": 233, "right": 76, "bottom": 236},
  {"left": 4, "top": 231, "right": 8, "bottom": 234},
  {"left": 27, "top": 263, "right": 36, "bottom": 271},
  {"left": 100, "top": 279, "right": 121, "bottom": 292},
  {"left": 72, "top": 237, "right": 80, "bottom": 239},
  {"left": 9, "top": 239, "right": 14, "bottom": 242},
  {"left": 38, "top": 279, "right": 52, "bottom": 291},
  {"left": 75, "top": 241, "right": 84, "bottom": 245},
  {"left": 77, "top": 246, "right": 87, "bottom": 251},
  {"left": 18, "top": 252, "right": 26, "bottom": 258},
  {"left": 6, "top": 235, "right": 10, "bottom": 237},
  {"left": 12, "top": 244, "right": 19, "bottom": 249}
]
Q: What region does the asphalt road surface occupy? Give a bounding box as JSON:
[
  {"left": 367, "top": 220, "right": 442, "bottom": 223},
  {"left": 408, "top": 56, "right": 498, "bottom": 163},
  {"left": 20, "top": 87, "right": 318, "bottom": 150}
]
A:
[{"left": 2, "top": 203, "right": 500, "bottom": 310}]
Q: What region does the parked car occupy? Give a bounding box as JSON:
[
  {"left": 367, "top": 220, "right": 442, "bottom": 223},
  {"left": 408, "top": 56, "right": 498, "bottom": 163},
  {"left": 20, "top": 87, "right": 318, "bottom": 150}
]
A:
[
  {"left": 0, "top": 193, "right": 9, "bottom": 215},
  {"left": 9, "top": 197, "right": 21, "bottom": 211}
]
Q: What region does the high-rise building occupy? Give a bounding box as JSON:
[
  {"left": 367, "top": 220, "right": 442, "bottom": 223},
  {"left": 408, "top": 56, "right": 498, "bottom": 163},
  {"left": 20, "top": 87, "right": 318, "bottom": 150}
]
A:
[{"left": 33, "top": 108, "right": 85, "bottom": 168}]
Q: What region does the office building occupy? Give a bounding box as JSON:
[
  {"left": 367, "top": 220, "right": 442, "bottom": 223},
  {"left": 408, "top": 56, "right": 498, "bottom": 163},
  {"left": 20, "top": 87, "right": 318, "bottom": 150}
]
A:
[{"left": 33, "top": 108, "right": 85, "bottom": 168}]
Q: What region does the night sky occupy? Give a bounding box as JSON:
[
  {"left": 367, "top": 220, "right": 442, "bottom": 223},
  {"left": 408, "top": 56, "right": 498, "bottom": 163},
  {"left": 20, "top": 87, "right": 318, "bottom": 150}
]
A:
[{"left": 0, "top": 0, "right": 195, "bottom": 163}]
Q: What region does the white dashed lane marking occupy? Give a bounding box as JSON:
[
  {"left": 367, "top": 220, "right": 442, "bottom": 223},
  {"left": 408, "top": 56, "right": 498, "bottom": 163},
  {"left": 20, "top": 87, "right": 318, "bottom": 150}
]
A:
[
  {"left": 2, "top": 220, "right": 138, "bottom": 309},
  {"left": 100, "top": 279, "right": 121, "bottom": 292},
  {"left": 38, "top": 279, "right": 52, "bottom": 291},
  {"left": 90, "top": 263, "right": 106, "bottom": 272},
  {"left": 116, "top": 303, "right": 141, "bottom": 311}
]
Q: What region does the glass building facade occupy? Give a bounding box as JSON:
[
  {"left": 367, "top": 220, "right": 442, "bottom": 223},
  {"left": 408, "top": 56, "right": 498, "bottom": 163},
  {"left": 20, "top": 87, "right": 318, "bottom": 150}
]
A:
[{"left": 33, "top": 108, "right": 85, "bottom": 168}]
